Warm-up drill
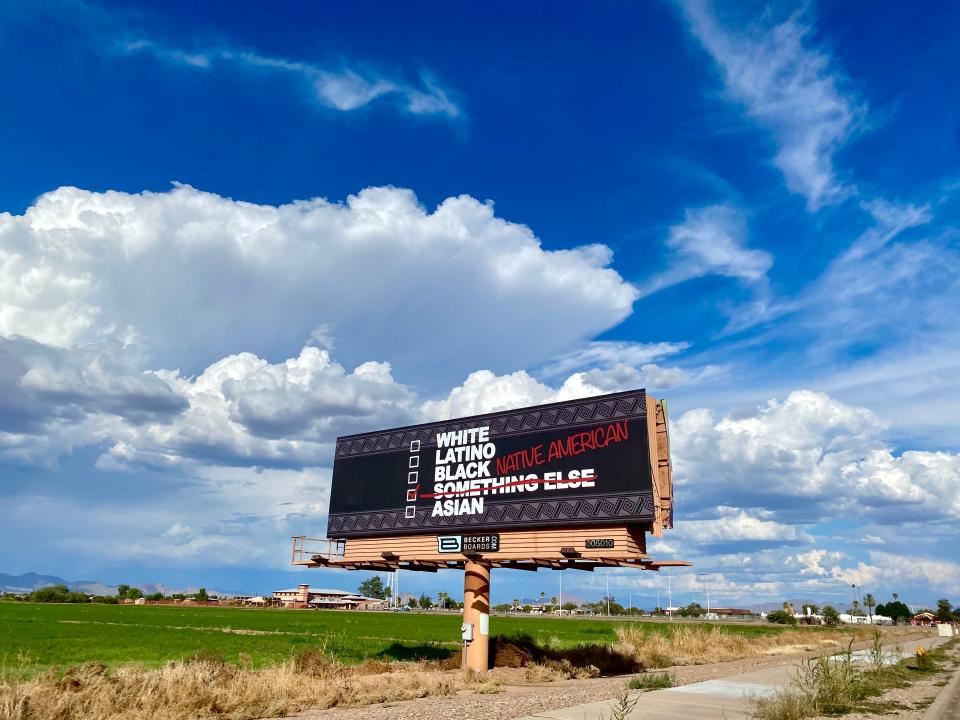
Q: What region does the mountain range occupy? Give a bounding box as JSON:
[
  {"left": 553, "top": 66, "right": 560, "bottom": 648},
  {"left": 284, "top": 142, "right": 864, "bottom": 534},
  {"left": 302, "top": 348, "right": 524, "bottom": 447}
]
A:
[{"left": 0, "top": 572, "right": 116, "bottom": 596}]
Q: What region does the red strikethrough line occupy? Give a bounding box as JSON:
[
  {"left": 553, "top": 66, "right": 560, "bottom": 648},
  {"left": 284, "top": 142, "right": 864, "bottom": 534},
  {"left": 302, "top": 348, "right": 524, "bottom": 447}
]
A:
[{"left": 416, "top": 475, "right": 599, "bottom": 499}]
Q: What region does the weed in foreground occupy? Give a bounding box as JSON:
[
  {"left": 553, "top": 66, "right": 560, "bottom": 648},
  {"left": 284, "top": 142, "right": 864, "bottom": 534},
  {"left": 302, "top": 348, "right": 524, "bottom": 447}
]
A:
[
  {"left": 750, "top": 687, "right": 814, "bottom": 720},
  {"left": 590, "top": 684, "right": 641, "bottom": 720},
  {"left": 793, "top": 641, "right": 866, "bottom": 714},
  {"left": 627, "top": 671, "right": 674, "bottom": 691},
  {"left": 750, "top": 640, "right": 952, "bottom": 720},
  {"left": 868, "top": 628, "right": 886, "bottom": 669}
]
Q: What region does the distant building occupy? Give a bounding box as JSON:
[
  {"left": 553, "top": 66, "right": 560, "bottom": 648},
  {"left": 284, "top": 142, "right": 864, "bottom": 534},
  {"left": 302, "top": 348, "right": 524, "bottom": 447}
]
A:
[
  {"left": 272, "top": 583, "right": 384, "bottom": 609},
  {"left": 705, "top": 608, "right": 754, "bottom": 619},
  {"left": 838, "top": 613, "right": 892, "bottom": 625}
]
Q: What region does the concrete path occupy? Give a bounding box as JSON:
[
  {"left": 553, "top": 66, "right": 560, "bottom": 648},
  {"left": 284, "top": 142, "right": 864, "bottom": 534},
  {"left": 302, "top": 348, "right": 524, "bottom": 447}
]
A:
[
  {"left": 928, "top": 654, "right": 960, "bottom": 720},
  {"left": 516, "top": 636, "right": 944, "bottom": 720},
  {"left": 942, "top": 683, "right": 960, "bottom": 720}
]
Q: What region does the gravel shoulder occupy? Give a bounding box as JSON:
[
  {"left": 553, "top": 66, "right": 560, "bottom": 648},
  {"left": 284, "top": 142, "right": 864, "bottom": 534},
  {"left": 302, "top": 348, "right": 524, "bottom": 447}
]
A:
[{"left": 283, "top": 628, "right": 933, "bottom": 720}]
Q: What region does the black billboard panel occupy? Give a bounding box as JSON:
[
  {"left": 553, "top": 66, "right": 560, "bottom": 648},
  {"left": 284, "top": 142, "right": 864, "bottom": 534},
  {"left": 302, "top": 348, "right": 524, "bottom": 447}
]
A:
[{"left": 327, "top": 388, "right": 656, "bottom": 538}]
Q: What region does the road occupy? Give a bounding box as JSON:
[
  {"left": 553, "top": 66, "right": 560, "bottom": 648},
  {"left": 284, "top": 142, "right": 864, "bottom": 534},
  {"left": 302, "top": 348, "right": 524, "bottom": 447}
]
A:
[{"left": 944, "top": 674, "right": 960, "bottom": 720}]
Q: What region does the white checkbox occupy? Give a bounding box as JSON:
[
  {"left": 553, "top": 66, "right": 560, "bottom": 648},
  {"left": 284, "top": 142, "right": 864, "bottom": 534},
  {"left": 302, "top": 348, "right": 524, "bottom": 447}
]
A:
[
  {"left": 408, "top": 471, "right": 418, "bottom": 484},
  {"left": 406, "top": 489, "right": 417, "bottom": 502},
  {"left": 409, "top": 455, "right": 419, "bottom": 468},
  {"left": 405, "top": 505, "right": 416, "bottom": 519},
  {"left": 410, "top": 440, "right": 421, "bottom": 452}
]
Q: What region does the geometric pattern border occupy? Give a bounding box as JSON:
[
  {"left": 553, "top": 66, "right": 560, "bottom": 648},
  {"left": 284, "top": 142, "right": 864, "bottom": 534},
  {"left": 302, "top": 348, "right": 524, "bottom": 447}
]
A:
[
  {"left": 336, "top": 388, "right": 647, "bottom": 458},
  {"left": 326, "top": 491, "right": 655, "bottom": 538}
]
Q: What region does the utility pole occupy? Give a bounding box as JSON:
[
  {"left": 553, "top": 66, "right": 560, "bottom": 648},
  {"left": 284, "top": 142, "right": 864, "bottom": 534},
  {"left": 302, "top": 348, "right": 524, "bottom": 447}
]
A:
[
  {"left": 605, "top": 572, "right": 610, "bottom": 617},
  {"left": 558, "top": 569, "right": 562, "bottom": 616},
  {"left": 667, "top": 570, "right": 672, "bottom": 621}
]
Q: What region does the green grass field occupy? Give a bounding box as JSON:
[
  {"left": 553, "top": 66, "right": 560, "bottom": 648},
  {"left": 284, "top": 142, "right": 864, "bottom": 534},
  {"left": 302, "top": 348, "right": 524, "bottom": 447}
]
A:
[{"left": 0, "top": 601, "right": 784, "bottom": 675}]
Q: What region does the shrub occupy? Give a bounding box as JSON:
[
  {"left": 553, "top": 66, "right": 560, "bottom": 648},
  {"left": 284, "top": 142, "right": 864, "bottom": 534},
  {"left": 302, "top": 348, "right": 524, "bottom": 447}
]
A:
[
  {"left": 751, "top": 641, "right": 868, "bottom": 719},
  {"left": 628, "top": 672, "right": 673, "bottom": 691},
  {"left": 183, "top": 649, "right": 228, "bottom": 668},
  {"left": 524, "top": 663, "right": 567, "bottom": 682},
  {"left": 750, "top": 687, "right": 815, "bottom": 720},
  {"left": 27, "top": 585, "right": 89, "bottom": 604},
  {"left": 291, "top": 647, "right": 336, "bottom": 677},
  {"left": 766, "top": 610, "right": 797, "bottom": 625}
]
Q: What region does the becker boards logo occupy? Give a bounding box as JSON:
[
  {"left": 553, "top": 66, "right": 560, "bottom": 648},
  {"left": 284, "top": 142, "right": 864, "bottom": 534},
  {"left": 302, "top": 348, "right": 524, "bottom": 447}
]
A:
[{"left": 437, "top": 536, "right": 463, "bottom": 553}]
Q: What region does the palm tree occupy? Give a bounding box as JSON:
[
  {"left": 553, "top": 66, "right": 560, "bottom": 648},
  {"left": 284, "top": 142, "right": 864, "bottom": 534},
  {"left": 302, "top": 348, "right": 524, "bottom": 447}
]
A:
[
  {"left": 782, "top": 601, "right": 795, "bottom": 615},
  {"left": 892, "top": 593, "right": 899, "bottom": 602},
  {"left": 539, "top": 591, "right": 546, "bottom": 608},
  {"left": 863, "top": 593, "right": 876, "bottom": 621},
  {"left": 852, "top": 599, "right": 861, "bottom": 616}
]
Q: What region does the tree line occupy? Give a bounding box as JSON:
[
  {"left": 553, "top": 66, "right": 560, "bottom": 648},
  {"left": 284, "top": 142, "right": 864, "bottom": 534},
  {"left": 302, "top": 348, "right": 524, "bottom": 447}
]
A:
[
  {"left": 5, "top": 584, "right": 211, "bottom": 604},
  {"left": 765, "top": 596, "right": 959, "bottom": 625}
]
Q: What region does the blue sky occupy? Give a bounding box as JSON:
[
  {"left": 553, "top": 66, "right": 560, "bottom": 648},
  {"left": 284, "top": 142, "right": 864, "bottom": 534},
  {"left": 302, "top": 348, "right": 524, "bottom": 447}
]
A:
[{"left": 1, "top": 0, "right": 959, "bottom": 609}]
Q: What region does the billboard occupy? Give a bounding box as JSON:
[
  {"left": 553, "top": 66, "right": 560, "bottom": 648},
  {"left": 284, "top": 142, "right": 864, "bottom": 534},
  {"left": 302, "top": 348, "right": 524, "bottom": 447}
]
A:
[{"left": 327, "top": 389, "right": 661, "bottom": 538}]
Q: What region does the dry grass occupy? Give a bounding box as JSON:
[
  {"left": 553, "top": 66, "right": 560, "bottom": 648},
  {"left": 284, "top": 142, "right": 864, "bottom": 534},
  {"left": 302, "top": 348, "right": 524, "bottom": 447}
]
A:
[
  {"left": 524, "top": 663, "right": 570, "bottom": 683},
  {"left": 614, "top": 625, "right": 866, "bottom": 669},
  {"left": 1, "top": 625, "right": 916, "bottom": 719},
  {"left": 0, "top": 650, "right": 502, "bottom": 720}
]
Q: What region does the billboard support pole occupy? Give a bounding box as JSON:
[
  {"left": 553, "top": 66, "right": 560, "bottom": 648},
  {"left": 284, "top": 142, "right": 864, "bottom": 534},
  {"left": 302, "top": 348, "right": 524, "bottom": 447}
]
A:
[{"left": 463, "top": 559, "right": 490, "bottom": 672}]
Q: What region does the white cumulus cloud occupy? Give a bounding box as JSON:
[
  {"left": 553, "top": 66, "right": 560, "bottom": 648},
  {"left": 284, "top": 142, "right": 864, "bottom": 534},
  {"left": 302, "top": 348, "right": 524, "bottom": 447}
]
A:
[
  {"left": 0, "top": 184, "right": 638, "bottom": 386},
  {"left": 679, "top": 506, "right": 812, "bottom": 544},
  {"left": 96, "top": 346, "right": 416, "bottom": 470},
  {"left": 671, "top": 390, "right": 960, "bottom": 523}
]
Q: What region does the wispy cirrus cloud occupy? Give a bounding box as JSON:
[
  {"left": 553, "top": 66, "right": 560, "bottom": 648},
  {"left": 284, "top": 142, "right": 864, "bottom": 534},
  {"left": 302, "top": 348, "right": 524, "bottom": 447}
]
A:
[
  {"left": 639, "top": 204, "right": 772, "bottom": 297},
  {"left": 537, "top": 340, "right": 689, "bottom": 378},
  {"left": 121, "top": 39, "right": 460, "bottom": 117},
  {"left": 678, "top": 1, "right": 861, "bottom": 210},
  {"left": 10, "top": 0, "right": 461, "bottom": 119}
]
